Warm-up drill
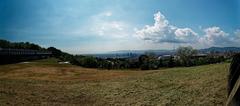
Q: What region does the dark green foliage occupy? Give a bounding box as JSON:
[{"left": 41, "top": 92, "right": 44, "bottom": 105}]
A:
[
  {"left": 158, "top": 56, "right": 176, "bottom": 67},
  {"left": 139, "top": 55, "right": 148, "bottom": 65},
  {"left": 168, "top": 56, "right": 175, "bottom": 67},
  {"left": 0, "top": 39, "right": 11, "bottom": 48},
  {"left": 0, "top": 39, "right": 43, "bottom": 50},
  {"left": 0, "top": 39, "right": 50, "bottom": 64},
  {"left": 78, "top": 56, "right": 98, "bottom": 68},
  {"left": 138, "top": 53, "right": 159, "bottom": 70},
  {"left": 47, "top": 47, "right": 62, "bottom": 58},
  {"left": 140, "top": 63, "right": 150, "bottom": 70},
  {"left": 176, "top": 46, "right": 197, "bottom": 66},
  {"left": 0, "top": 39, "right": 230, "bottom": 70},
  {"left": 46, "top": 47, "right": 77, "bottom": 64}
]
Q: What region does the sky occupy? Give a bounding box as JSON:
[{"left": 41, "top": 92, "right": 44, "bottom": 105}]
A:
[{"left": 0, "top": 0, "right": 239, "bottom": 54}]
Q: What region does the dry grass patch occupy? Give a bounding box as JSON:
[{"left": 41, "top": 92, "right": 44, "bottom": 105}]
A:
[{"left": 0, "top": 58, "right": 229, "bottom": 105}]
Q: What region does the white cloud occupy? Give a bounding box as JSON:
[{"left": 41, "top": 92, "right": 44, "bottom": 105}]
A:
[
  {"left": 87, "top": 11, "right": 133, "bottom": 38},
  {"left": 235, "top": 29, "right": 240, "bottom": 39},
  {"left": 135, "top": 11, "right": 240, "bottom": 49},
  {"left": 198, "top": 26, "right": 238, "bottom": 47},
  {"left": 91, "top": 21, "right": 130, "bottom": 37},
  {"left": 135, "top": 11, "right": 198, "bottom": 43},
  {"left": 174, "top": 28, "right": 198, "bottom": 43},
  {"left": 104, "top": 12, "right": 112, "bottom": 17}
]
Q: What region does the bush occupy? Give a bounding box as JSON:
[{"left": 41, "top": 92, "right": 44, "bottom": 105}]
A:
[
  {"left": 138, "top": 54, "right": 159, "bottom": 70},
  {"left": 74, "top": 56, "right": 98, "bottom": 68}
]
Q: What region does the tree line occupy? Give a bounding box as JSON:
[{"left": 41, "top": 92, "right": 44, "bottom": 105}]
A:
[
  {"left": 0, "top": 39, "right": 45, "bottom": 50},
  {"left": 0, "top": 39, "right": 231, "bottom": 70},
  {"left": 53, "top": 46, "right": 229, "bottom": 70}
]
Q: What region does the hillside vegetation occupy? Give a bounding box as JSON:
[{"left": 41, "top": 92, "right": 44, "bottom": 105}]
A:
[{"left": 0, "top": 58, "right": 229, "bottom": 105}]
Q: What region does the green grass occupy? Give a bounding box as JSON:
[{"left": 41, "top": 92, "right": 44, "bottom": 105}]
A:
[{"left": 0, "top": 58, "right": 229, "bottom": 105}]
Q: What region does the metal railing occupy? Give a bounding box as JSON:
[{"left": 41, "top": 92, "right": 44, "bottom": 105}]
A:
[{"left": 0, "top": 48, "right": 52, "bottom": 56}]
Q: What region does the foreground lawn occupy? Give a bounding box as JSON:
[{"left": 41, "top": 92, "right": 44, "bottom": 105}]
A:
[{"left": 0, "top": 58, "right": 229, "bottom": 105}]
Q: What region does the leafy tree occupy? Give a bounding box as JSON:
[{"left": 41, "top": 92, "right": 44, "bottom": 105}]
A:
[
  {"left": 29, "top": 43, "right": 42, "bottom": 50},
  {"left": 0, "top": 39, "right": 44, "bottom": 50},
  {"left": 139, "top": 55, "right": 148, "bottom": 65},
  {"left": 73, "top": 56, "right": 98, "bottom": 68},
  {"left": 47, "top": 47, "right": 62, "bottom": 58},
  {"left": 176, "top": 46, "right": 197, "bottom": 66},
  {"left": 82, "top": 56, "right": 98, "bottom": 68},
  {"left": 0, "top": 39, "right": 11, "bottom": 48},
  {"left": 168, "top": 56, "right": 175, "bottom": 67},
  {"left": 139, "top": 53, "right": 159, "bottom": 70}
]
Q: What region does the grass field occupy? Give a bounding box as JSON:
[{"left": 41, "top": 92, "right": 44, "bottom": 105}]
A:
[{"left": 0, "top": 58, "right": 229, "bottom": 105}]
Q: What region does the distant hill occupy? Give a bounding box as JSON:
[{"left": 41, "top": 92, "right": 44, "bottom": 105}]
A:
[
  {"left": 199, "top": 47, "right": 240, "bottom": 53},
  {"left": 112, "top": 47, "right": 240, "bottom": 55},
  {"left": 110, "top": 50, "right": 175, "bottom": 55},
  {"left": 91, "top": 47, "right": 240, "bottom": 58}
]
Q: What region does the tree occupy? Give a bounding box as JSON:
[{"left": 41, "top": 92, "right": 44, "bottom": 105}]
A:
[
  {"left": 139, "top": 55, "right": 148, "bottom": 65},
  {"left": 47, "top": 47, "right": 62, "bottom": 58},
  {"left": 0, "top": 39, "right": 45, "bottom": 50},
  {"left": 81, "top": 56, "right": 98, "bottom": 68},
  {"left": 176, "top": 46, "right": 197, "bottom": 66},
  {"left": 138, "top": 53, "right": 159, "bottom": 70},
  {"left": 29, "top": 43, "right": 42, "bottom": 50},
  {"left": 168, "top": 56, "right": 175, "bottom": 67},
  {"left": 0, "top": 39, "right": 11, "bottom": 48}
]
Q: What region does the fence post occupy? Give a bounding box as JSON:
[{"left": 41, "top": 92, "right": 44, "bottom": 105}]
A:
[{"left": 226, "top": 54, "right": 240, "bottom": 106}]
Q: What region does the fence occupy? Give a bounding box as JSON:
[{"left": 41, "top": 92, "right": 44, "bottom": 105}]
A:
[
  {"left": 0, "top": 48, "right": 52, "bottom": 64},
  {"left": 0, "top": 48, "right": 51, "bottom": 56},
  {"left": 227, "top": 54, "right": 240, "bottom": 106}
]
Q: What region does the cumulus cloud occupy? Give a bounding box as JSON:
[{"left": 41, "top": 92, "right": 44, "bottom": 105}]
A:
[
  {"left": 174, "top": 28, "right": 198, "bottom": 43},
  {"left": 80, "top": 11, "right": 239, "bottom": 49},
  {"left": 135, "top": 11, "right": 240, "bottom": 48},
  {"left": 199, "top": 27, "right": 234, "bottom": 47},
  {"left": 135, "top": 11, "right": 198, "bottom": 43}
]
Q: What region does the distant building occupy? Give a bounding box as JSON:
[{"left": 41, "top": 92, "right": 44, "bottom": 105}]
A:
[
  {"left": 158, "top": 55, "right": 172, "bottom": 60},
  {"left": 192, "top": 53, "right": 208, "bottom": 58}
]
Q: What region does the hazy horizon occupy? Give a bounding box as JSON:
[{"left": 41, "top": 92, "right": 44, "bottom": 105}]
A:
[{"left": 0, "top": 0, "right": 239, "bottom": 54}]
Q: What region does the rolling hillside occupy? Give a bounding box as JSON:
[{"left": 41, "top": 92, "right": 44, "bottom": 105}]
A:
[{"left": 0, "top": 58, "right": 229, "bottom": 105}]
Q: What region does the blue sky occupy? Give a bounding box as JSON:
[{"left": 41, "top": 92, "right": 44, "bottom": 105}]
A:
[{"left": 0, "top": 0, "right": 239, "bottom": 54}]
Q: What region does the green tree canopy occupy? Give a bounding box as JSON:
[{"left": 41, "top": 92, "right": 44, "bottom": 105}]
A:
[{"left": 176, "top": 46, "right": 198, "bottom": 66}]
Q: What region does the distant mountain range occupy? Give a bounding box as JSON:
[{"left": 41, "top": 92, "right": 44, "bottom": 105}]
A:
[
  {"left": 88, "top": 47, "right": 240, "bottom": 58},
  {"left": 112, "top": 47, "right": 240, "bottom": 54},
  {"left": 110, "top": 49, "right": 175, "bottom": 55},
  {"left": 199, "top": 47, "right": 240, "bottom": 53}
]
